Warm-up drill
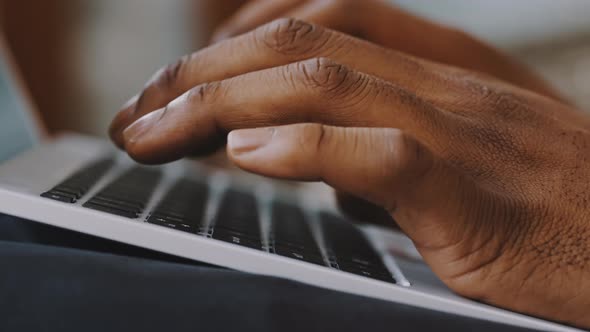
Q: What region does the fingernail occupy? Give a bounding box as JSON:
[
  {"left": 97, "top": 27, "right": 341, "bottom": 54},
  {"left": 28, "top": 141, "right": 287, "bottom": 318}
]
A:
[
  {"left": 228, "top": 128, "right": 275, "bottom": 154},
  {"left": 123, "top": 108, "right": 165, "bottom": 143}
]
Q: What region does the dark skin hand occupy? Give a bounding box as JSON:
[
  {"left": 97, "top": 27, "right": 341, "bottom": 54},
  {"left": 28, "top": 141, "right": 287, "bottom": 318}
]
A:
[
  {"left": 210, "top": 0, "right": 569, "bottom": 227},
  {"left": 110, "top": 2, "right": 590, "bottom": 329}
]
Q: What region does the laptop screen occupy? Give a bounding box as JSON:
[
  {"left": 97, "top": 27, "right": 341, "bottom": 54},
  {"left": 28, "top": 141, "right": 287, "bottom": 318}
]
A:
[{"left": 0, "top": 50, "right": 40, "bottom": 162}]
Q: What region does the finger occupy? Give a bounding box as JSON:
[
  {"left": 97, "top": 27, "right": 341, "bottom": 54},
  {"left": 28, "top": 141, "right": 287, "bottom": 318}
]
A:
[
  {"left": 213, "top": 0, "right": 562, "bottom": 101},
  {"left": 206, "top": 0, "right": 480, "bottom": 69},
  {"left": 120, "top": 58, "right": 447, "bottom": 164},
  {"left": 226, "top": 123, "right": 480, "bottom": 252},
  {"left": 210, "top": 0, "right": 305, "bottom": 43},
  {"left": 110, "top": 18, "right": 442, "bottom": 149}
]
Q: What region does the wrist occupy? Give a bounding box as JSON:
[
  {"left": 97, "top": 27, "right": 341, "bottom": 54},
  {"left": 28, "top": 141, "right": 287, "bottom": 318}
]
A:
[{"left": 487, "top": 220, "right": 590, "bottom": 329}]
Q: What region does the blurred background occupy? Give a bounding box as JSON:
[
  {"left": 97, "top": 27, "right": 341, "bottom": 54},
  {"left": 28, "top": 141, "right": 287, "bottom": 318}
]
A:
[{"left": 1, "top": 0, "right": 590, "bottom": 136}]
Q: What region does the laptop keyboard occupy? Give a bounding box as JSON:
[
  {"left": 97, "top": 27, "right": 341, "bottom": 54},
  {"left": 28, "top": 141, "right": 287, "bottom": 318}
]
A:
[
  {"left": 320, "top": 213, "right": 394, "bottom": 282},
  {"left": 211, "top": 190, "right": 263, "bottom": 249},
  {"left": 41, "top": 158, "right": 114, "bottom": 203},
  {"left": 147, "top": 179, "right": 209, "bottom": 234},
  {"left": 270, "top": 201, "right": 325, "bottom": 264},
  {"left": 40, "top": 159, "right": 397, "bottom": 284},
  {"left": 83, "top": 167, "right": 162, "bottom": 218}
]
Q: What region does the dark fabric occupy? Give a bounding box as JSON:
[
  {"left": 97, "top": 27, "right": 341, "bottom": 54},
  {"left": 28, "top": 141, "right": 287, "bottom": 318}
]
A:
[{"left": 0, "top": 214, "right": 539, "bottom": 332}]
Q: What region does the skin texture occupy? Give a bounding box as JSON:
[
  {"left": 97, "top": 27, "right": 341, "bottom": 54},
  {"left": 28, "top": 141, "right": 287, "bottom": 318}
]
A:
[
  {"left": 208, "top": 0, "right": 569, "bottom": 227},
  {"left": 110, "top": 1, "right": 590, "bottom": 329}
]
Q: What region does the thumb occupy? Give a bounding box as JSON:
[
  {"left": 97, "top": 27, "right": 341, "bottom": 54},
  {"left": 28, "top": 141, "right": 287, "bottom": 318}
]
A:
[{"left": 226, "top": 123, "right": 490, "bottom": 255}]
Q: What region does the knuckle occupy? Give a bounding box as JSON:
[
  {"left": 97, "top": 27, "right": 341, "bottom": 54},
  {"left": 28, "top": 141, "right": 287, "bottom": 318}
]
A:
[
  {"left": 185, "top": 81, "right": 223, "bottom": 105},
  {"left": 151, "top": 55, "right": 189, "bottom": 90},
  {"left": 486, "top": 92, "right": 536, "bottom": 123},
  {"left": 295, "top": 57, "right": 364, "bottom": 97},
  {"left": 134, "top": 56, "right": 189, "bottom": 111},
  {"left": 258, "top": 18, "right": 328, "bottom": 57},
  {"left": 449, "top": 72, "right": 544, "bottom": 125},
  {"left": 448, "top": 71, "right": 498, "bottom": 100},
  {"left": 490, "top": 92, "right": 522, "bottom": 116},
  {"left": 296, "top": 123, "right": 327, "bottom": 155}
]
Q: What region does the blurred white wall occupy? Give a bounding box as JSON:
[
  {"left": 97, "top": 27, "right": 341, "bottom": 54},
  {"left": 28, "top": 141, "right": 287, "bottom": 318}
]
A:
[
  {"left": 395, "top": 0, "right": 590, "bottom": 48},
  {"left": 65, "top": 0, "right": 194, "bottom": 136}
]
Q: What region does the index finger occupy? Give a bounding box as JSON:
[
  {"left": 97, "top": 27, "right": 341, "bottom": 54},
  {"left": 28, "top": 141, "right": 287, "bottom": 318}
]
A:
[
  {"left": 110, "top": 18, "right": 443, "bottom": 149},
  {"left": 120, "top": 58, "right": 448, "bottom": 164}
]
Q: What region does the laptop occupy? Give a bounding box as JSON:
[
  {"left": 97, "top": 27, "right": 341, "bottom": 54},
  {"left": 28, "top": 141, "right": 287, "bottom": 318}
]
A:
[{"left": 0, "top": 36, "right": 579, "bottom": 332}]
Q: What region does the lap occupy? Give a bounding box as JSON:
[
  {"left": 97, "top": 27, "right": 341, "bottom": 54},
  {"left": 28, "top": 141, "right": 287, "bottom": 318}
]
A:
[{"left": 0, "top": 214, "right": 535, "bottom": 332}]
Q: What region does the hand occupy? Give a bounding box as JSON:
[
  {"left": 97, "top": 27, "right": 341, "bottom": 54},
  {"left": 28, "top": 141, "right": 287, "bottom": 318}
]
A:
[
  {"left": 110, "top": 19, "right": 590, "bottom": 328},
  {"left": 209, "top": 0, "right": 567, "bottom": 226}
]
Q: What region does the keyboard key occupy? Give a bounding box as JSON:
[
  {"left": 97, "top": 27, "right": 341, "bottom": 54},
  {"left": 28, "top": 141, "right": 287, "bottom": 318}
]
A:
[
  {"left": 147, "top": 214, "right": 194, "bottom": 233},
  {"left": 41, "top": 158, "right": 114, "bottom": 203},
  {"left": 274, "top": 244, "right": 326, "bottom": 265},
  {"left": 149, "top": 213, "right": 188, "bottom": 225},
  {"left": 339, "top": 262, "right": 396, "bottom": 283},
  {"left": 146, "top": 179, "right": 209, "bottom": 232},
  {"left": 319, "top": 212, "right": 394, "bottom": 282},
  {"left": 41, "top": 191, "right": 76, "bottom": 203},
  {"left": 212, "top": 190, "right": 260, "bottom": 239},
  {"left": 94, "top": 193, "right": 145, "bottom": 209},
  {"left": 212, "top": 229, "right": 263, "bottom": 250},
  {"left": 52, "top": 185, "right": 84, "bottom": 198},
  {"left": 338, "top": 259, "right": 391, "bottom": 275},
  {"left": 89, "top": 197, "right": 142, "bottom": 214},
  {"left": 150, "top": 209, "right": 187, "bottom": 221},
  {"left": 91, "top": 195, "right": 144, "bottom": 211},
  {"left": 84, "top": 167, "right": 162, "bottom": 219},
  {"left": 84, "top": 202, "right": 139, "bottom": 219},
  {"left": 319, "top": 212, "right": 383, "bottom": 265},
  {"left": 270, "top": 201, "right": 320, "bottom": 254}
]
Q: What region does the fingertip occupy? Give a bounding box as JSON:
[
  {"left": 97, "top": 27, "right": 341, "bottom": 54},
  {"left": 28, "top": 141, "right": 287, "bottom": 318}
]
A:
[
  {"left": 226, "top": 130, "right": 241, "bottom": 158},
  {"left": 109, "top": 110, "right": 134, "bottom": 150},
  {"left": 227, "top": 127, "right": 289, "bottom": 177},
  {"left": 121, "top": 108, "right": 166, "bottom": 147},
  {"left": 227, "top": 127, "right": 275, "bottom": 156},
  {"left": 123, "top": 144, "right": 165, "bottom": 165},
  {"left": 122, "top": 134, "right": 181, "bottom": 166},
  {"left": 109, "top": 95, "right": 140, "bottom": 149}
]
